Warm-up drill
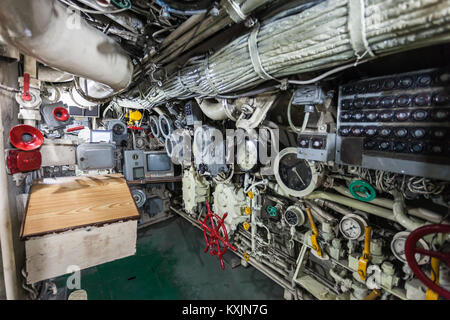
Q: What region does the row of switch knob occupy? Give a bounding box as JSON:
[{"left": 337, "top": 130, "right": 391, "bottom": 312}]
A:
[
  {"left": 341, "top": 71, "right": 449, "bottom": 95},
  {"left": 340, "top": 109, "right": 449, "bottom": 122},
  {"left": 298, "top": 136, "right": 326, "bottom": 149},
  {"left": 363, "top": 139, "right": 448, "bottom": 155},
  {"left": 341, "top": 91, "right": 450, "bottom": 110},
  {"left": 339, "top": 126, "right": 448, "bottom": 139}
]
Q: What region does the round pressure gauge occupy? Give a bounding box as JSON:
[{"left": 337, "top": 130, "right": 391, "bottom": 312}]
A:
[
  {"left": 273, "top": 148, "right": 321, "bottom": 197},
  {"left": 339, "top": 214, "right": 368, "bottom": 240},
  {"left": 284, "top": 205, "right": 305, "bottom": 227},
  {"left": 391, "top": 231, "right": 430, "bottom": 265},
  {"left": 236, "top": 137, "right": 258, "bottom": 172}
]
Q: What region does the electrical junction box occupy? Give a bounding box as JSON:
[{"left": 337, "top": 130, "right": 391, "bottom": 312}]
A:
[
  {"left": 297, "top": 133, "right": 335, "bottom": 162},
  {"left": 76, "top": 143, "right": 115, "bottom": 170}
]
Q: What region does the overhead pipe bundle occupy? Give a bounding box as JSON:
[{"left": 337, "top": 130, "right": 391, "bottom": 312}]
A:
[{"left": 144, "top": 0, "right": 450, "bottom": 106}]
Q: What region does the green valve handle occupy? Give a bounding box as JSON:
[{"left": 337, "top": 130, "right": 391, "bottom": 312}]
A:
[
  {"left": 111, "top": 0, "right": 131, "bottom": 9},
  {"left": 266, "top": 206, "right": 277, "bottom": 217},
  {"left": 349, "top": 180, "right": 376, "bottom": 202}
]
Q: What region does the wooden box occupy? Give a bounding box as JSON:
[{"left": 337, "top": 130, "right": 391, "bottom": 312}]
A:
[{"left": 21, "top": 174, "right": 140, "bottom": 284}]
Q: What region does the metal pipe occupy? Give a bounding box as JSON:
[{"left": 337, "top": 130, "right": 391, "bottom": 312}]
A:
[
  {"left": 305, "top": 191, "right": 395, "bottom": 221},
  {"left": 195, "top": 98, "right": 229, "bottom": 120},
  {"left": 0, "top": 0, "right": 133, "bottom": 91},
  {"left": 0, "top": 105, "right": 19, "bottom": 300},
  {"left": 38, "top": 66, "right": 73, "bottom": 83},
  {"left": 332, "top": 185, "right": 445, "bottom": 224},
  {"left": 392, "top": 191, "right": 425, "bottom": 231}
]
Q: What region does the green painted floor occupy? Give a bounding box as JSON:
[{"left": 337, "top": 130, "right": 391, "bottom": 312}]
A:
[{"left": 54, "top": 216, "right": 283, "bottom": 300}]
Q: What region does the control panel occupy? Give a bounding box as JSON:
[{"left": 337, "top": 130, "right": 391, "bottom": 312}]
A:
[
  {"left": 297, "top": 133, "right": 335, "bottom": 162},
  {"left": 336, "top": 67, "right": 450, "bottom": 180}
]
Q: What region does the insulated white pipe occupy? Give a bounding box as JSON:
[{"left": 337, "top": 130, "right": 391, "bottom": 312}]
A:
[
  {"left": 195, "top": 98, "right": 229, "bottom": 121},
  {"left": 0, "top": 106, "right": 19, "bottom": 300},
  {"left": 0, "top": 0, "right": 133, "bottom": 91}
]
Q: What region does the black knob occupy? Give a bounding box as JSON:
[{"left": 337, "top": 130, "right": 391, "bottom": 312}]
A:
[
  {"left": 368, "top": 80, "right": 381, "bottom": 92},
  {"left": 382, "top": 79, "right": 396, "bottom": 90},
  {"left": 379, "top": 111, "right": 394, "bottom": 121},
  {"left": 395, "top": 110, "right": 410, "bottom": 121},
  {"left": 364, "top": 140, "right": 377, "bottom": 150},
  {"left": 433, "top": 91, "right": 450, "bottom": 105},
  {"left": 398, "top": 76, "right": 414, "bottom": 88},
  {"left": 351, "top": 127, "right": 364, "bottom": 136},
  {"left": 339, "top": 127, "right": 352, "bottom": 136},
  {"left": 409, "top": 142, "right": 425, "bottom": 153},
  {"left": 412, "top": 109, "right": 428, "bottom": 121},
  {"left": 352, "top": 112, "right": 365, "bottom": 121},
  {"left": 394, "top": 128, "right": 408, "bottom": 138},
  {"left": 341, "top": 99, "right": 353, "bottom": 110},
  {"left": 379, "top": 141, "right": 391, "bottom": 151},
  {"left": 412, "top": 128, "right": 427, "bottom": 139},
  {"left": 417, "top": 74, "right": 432, "bottom": 87},
  {"left": 430, "top": 144, "right": 444, "bottom": 154},
  {"left": 364, "top": 127, "right": 378, "bottom": 137},
  {"left": 311, "top": 139, "right": 324, "bottom": 149},
  {"left": 380, "top": 96, "right": 395, "bottom": 108},
  {"left": 355, "top": 83, "right": 367, "bottom": 93},
  {"left": 340, "top": 112, "right": 352, "bottom": 121},
  {"left": 365, "top": 97, "right": 379, "bottom": 108},
  {"left": 365, "top": 111, "right": 378, "bottom": 122},
  {"left": 396, "top": 95, "right": 411, "bottom": 107},
  {"left": 394, "top": 142, "right": 408, "bottom": 153},
  {"left": 431, "top": 109, "right": 449, "bottom": 121},
  {"left": 413, "top": 93, "right": 432, "bottom": 107},
  {"left": 432, "top": 128, "right": 447, "bottom": 139},
  {"left": 379, "top": 127, "right": 392, "bottom": 137},
  {"left": 353, "top": 98, "right": 365, "bottom": 109},
  {"left": 298, "top": 137, "right": 310, "bottom": 147}
]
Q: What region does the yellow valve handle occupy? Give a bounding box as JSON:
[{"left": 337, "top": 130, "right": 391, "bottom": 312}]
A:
[
  {"left": 426, "top": 257, "right": 440, "bottom": 300},
  {"left": 306, "top": 208, "right": 322, "bottom": 257},
  {"left": 126, "top": 110, "right": 142, "bottom": 124},
  {"left": 244, "top": 206, "right": 252, "bottom": 215},
  {"left": 247, "top": 191, "right": 254, "bottom": 199},
  {"left": 358, "top": 226, "right": 372, "bottom": 280},
  {"left": 243, "top": 221, "right": 250, "bottom": 231},
  {"left": 243, "top": 252, "right": 250, "bottom": 261}
]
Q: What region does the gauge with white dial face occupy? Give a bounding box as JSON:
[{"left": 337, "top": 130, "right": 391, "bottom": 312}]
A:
[
  {"left": 339, "top": 214, "right": 367, "bottom": 240},
  {"left": 391, "top": 231, "right": 430, "bottom": 265},
  {"left": 236, "top": 138, "right": 258, "bottom": 172}
]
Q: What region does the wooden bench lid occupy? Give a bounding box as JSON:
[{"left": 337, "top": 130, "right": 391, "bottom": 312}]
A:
[{"left": 21, "top": 174, "right": 140, "bottom": 239}]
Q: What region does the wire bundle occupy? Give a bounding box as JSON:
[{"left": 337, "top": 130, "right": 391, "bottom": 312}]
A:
[{"left": 144, "top": 0, "right": 450, "bottom": 106}]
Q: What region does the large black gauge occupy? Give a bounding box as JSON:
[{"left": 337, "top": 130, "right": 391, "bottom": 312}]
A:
[{"left": 273, "top": 148, "right": 321, "bottom": 197}]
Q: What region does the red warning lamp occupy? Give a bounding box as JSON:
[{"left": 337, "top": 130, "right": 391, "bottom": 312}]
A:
[{"left": 9, "top": 124, "right": 44, "bottom": 151}]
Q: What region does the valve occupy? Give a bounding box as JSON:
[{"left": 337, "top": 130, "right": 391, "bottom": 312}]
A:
[
  {"left": 349, "top": 180, "right": 376, "bottom": 202},
  {"left": 405, "top": 224, "right": 450, "bottom": 300},
  {"left": 358, "top": 226, "right": 372, "bottom": 280},
  {"left": 198, "top": 200, "right": 237, "bottom": 270},
  {"left": 306, "top": 208, "right": 322, "bottom": 257},
  {"left": 21, "top": 73, "right": 32, "bottom": 102}
]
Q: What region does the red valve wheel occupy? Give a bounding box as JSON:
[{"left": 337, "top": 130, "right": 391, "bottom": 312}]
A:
[
  {"left": 405, "top": 224, "right": 450, "bottom": 300},
  {"left": 9, "top": 124, "right": 44, "bottom": 151},
  {"left": 52, "top": 106, "right": 70, "bottom": 122},
  {"left": 198, "top": 200, "right": 237, "bottom": 270}
]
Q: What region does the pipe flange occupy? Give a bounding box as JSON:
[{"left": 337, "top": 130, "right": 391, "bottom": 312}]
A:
[{"left": 158, "top": 114, "right": 173, "bottom": 138}]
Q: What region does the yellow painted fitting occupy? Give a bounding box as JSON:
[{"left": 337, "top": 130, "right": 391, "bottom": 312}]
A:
[
  {"left": 358, "top": 226, "right": 372, "bottom": 280},
  {"left": 426, "top": 257, "right": 440, "bottom": 300},
  {"left": 364, "top": 289, "right": 381, "bottom": 300},
  {"left": 126, "top": 110, "right": 142, "bottom": 124},
  {"left": 244, "top": 206, "right": 252, "bottom": 215},
  {"left": 243, "top": 253, "right": 250, "bottom": 261},
  {"left": 243, "top": 221, "right": 250, "bottom": 231},
  {"left": 306, "top": 208, "right": 322, "bottom": 257},
  {"left": 247, "top": 190, "right": 254, "bottom": 199}
]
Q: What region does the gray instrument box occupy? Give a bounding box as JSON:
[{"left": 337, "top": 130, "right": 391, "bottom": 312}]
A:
[
  {"left": 76, "top": 143, "right": 115, "bottom": 170},
  {"left": 123, "top": 150, "right": 146, "bottom": 181}
]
